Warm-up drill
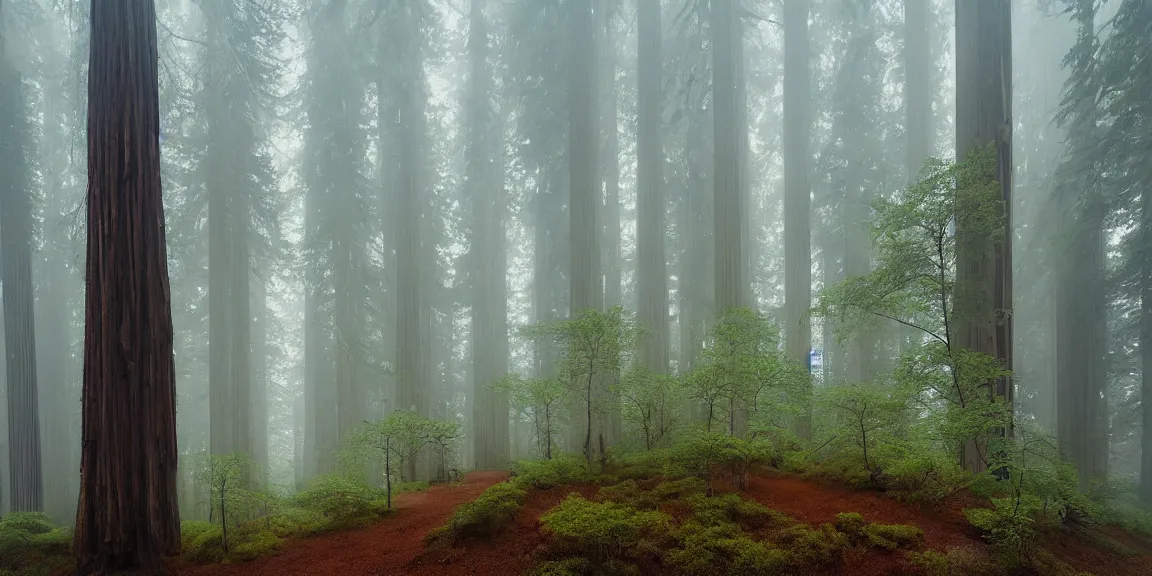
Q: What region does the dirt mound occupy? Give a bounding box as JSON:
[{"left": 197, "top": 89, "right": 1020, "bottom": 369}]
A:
[{"left": 171, "top": 471, "right": 509, "bottom": 576}]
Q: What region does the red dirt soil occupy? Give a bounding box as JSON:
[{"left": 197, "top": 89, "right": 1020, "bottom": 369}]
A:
[
  {"left": 171, "top": 471, "right": 510, "bottom": 576},
  {"left": 170, "top": 471, "right": 1152, "bottom": 576}
]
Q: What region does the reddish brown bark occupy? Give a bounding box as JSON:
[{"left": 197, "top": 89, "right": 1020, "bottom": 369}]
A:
[{"left": 74, "top": 0, "right": 182, "bottom": 572}]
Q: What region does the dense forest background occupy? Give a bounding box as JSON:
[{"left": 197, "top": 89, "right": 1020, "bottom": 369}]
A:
[{"left": 0, "top": 0, "right": 1150, "bottom": 535}]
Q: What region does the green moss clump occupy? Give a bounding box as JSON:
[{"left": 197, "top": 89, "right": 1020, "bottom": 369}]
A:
[
  {"left": 597, "top": 480, "right": 657, "bottom": 510},
  {"left": 514, "top": 457, "right": 592, "bottom": 490},
  {"left": 228, "top": 530, "right": 283, "bottom": 563},
  {"left": 0, "top": 514, "right": 74, "bottom": 576},
  {"left": 429, "top": 481, "right": 528, "bottom": 543},
  {"left": 528, "top": 557, "right": 596, "bottom": 576},
  {"left": 181, "top": 522, "right": 226, "bottom": 564},
  {"left": 664, "top": 521, "right": 789, "bottom": 576},
  {"left": 775, "top": 524, "right": 848, "bottom": 568},
  {"left": 539, "top": 494, "right": 671, "bottom": 563},
  {"left": 863, "top": 523, "right": 924, "bottom": 551},
  {"left": 833, "top": 512, "right": 868, "bottom": 539},
  {"left": 649, "top": 477, "right": 707, "bottom": 501},
  {"left": 686, "top": 493, "right": 791, "bottom": 531}
]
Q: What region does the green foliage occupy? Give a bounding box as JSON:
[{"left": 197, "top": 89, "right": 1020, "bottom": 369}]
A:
[
  {"left": 529, "top": 306, "right": 639, "bottom": 466},
  {"left": 540, "top": 494, "right": 672, "bottom": 563},
  {"left": 664, "top": 521, "right": 790, "bottom": 576},
  {"left": 430, "top": 481, "right": 528, "bottom": 543},
  {"left": 819, "top": 381, "right": 911, "bottom": 477},
  {"left": 964, "top": 498, "right": 1038, "bottom": 560},
  {"left": 616, "top": 366, "right": 685, "bottom": 451},
  {"left": 528, "top": 558, "right": 596, "bottom": 576},
  {"left": 514, "top": 456, "right": 593, "bottom": 489},
  {"left": 596, "top": 480, "right": 657, "bottom": 510},
  {"left": 683, "top": 308, "right": 807, "bottom": 434},
  {"left": 685, "top": 493, "right": 790, "bottom": 531},
  {"left": 648, "top": 477, "right": 707, "bottom": 501},
  {"left": 292, "top": 473, "right": 382, "bottom": 525},
  {"left": 834, "top": 512, "right": 924, "bottom": 551},
  {"left": 816, "top": 149, "right": 1012, "bottom": 471},
  {"left": 494, "top": 374, "right": 569, "bottom": 459},
  {"left": 671, "top": 431, "right": 774, "bottom": 493},
  {"left": 342, "top": 410, "right": 464, "bottom": 502},
  {"left": 0, "top": 514, "right": 72, "bottom": 576}
]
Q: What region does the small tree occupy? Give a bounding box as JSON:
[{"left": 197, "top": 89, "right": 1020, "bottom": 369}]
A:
[
  {"left": 686, "top": 308, "right": 806, "bottom": 435},
  {"left": 425, "top": 419, "right": 465, "bottom": 482},
  {"left": 536, "top": 306, "right": 638, "bottom": 468},
  {"left": 347, "top": 411, "right": 444, "bottom": 508},
  {"left": 820, "top": 382, "right": 910, "bottom": 480},
  {"left": 493, "top": 374, "right": 568, "bottom": 459},
  {"left": 192, "top": 453, "right": 255, "bottom": 555},
  {"left": 617, "top": 367, "right": 684, "bottom": 450},
  {"left": 817, "top": 147, "right": 1011, "bottom": 472}
]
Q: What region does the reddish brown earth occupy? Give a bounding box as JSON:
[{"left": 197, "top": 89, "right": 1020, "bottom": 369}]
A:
[
  {"left": 170, "top": 471, "right": 1152, "bottom": 576},
  {"left": 171, "top": 471, "right": 510, "bottom": 576}
]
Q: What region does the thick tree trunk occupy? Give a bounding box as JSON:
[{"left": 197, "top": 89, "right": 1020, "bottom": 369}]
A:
[
  {"left": 74, "top": 0, "right": 182, "bottom": 569},
  {"left": 0, "top": 2, "right": 43, "bottom": 512},
  {"left": 954, "top": 0, "right": 1013, "bottom": 474},
  {"left": 251, "top": 271, "right": 269, "bottom": 484},
  {"left": 638, "top": 0, "right": 669, "bottom": 375},
  {"left": 602, "top": 0, "right": 622, "bottom": 311},
  {"left": 783, "top": 0, "right": 812, "bottom": 439}
]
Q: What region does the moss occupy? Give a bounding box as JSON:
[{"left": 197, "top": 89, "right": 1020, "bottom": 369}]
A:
[
  {"left": 0, "top": 513, "right": 54, "bottom": 536},
  {"left": 905, "top": 549, "right": 949, "bottom": 575},
  {"left": 685, "top": 493, "right": 791, "bottom": 531},
  {"left": 664, "top": 520, "right": 788, "bottom": 576},
  {"left": 834, "top": 512, "right": 868, "bottom": 538},
  {"left": 514, "top": 457, "right": 592, "bottom": 490},
  {"left": 863, "top": 523, "right": 924, "bottom": 551},
  {"left": 539, "top": 494, "right": 672, "bottom": 563},
  {"left": 775, "top": 523, "right": 848, "bottom": 568},
  {"left": 649, "top": 477, "right": 707, "bottom": 501},
  {"left": 430, "top": 481, "right": 528, "bottom": 543},
  {"left": 0, "top": 516, "right": 73, "bottom": 576},
  {"left": 597, "top": 480, "right": 657, "bottom": 510},
  {"left": 228, "top": 530, "right": 283, "bottom": 563}
]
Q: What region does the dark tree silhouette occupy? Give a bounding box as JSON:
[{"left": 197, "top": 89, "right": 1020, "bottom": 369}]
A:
[{"left": 74, "top": 0, "right": 182, "bottom": 571}]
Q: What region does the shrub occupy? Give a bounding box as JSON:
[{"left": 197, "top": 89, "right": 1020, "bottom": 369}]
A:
[
  {"left": 228, "top": 530, "right": 283, "bottom": 563},
  {"left": 649, "top": 477, "right": 707, "bottom": 501},
  {"left": 597, "top": 480, "right": 657, "bottom": 510},
  {"left": 182, "top": 522, "right": 226, "bottom": 564},
  {"left": 292, "top": 474, "right": 382, "bottom": 525},
  {"left": 834, "top": 512, "right": 868, "bottom": 539},
  {"left": 0, "top": 514, "right": 73, "bottom": 575},
  {"left": 664, "top": 520, "right": 788, "bottom": 576},
  {"left": 540, "top": 494, "right": 672, "bottom": 563},
  {"left": 774, "top": 524, "right": 848, "bottom": 568},
  {"left": 863, "top": 523, "right": 924, "bottom": 551},
  {"left": 515, "top": 457, "right": 592, "bottom": 490},
  {"left": 964, "top": 497, "right": 1037, "bottom": 560},
  {"left": 431, "top": 481, "right": 528, "bottom": 543},
  {"left": 685, "top": 493, "right": 790, "bottom": 531}
]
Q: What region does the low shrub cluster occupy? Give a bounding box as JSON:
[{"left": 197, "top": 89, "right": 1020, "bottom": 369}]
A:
[
  {"left": 427, "top": 481, "right": 528, "bottom": 543},
  {"left": 0, "top": 512, "right": 72, "bottom": 576},
  {"left": 522, "top": 469, "right": 929, "bottom": 576}
]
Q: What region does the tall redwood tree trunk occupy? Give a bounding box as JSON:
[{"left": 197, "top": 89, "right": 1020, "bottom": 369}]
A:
[{"left": 74, "top": 0, "right": 181, "bottom": 570}]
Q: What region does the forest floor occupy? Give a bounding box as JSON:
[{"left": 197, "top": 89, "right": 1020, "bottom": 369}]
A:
[
  {"left": 170, "top": 471, "right": 510, "bottom": 576},
  {"left": 169, "top": 470, "right": 1152, "bottom": 576}
]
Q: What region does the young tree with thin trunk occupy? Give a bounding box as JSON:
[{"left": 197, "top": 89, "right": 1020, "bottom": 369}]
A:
[{"left": 74, "top": 0, "right": 182, "bottom": 569}]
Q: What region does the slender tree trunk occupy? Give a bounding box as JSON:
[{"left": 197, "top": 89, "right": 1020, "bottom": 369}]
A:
[
  {"left": 954, "top": 0, "right": 1013, "bottom": 474},
  {"left": 75, "top": 0, "right": 182, "bottom": 568},
  {"left": 783, "top": 0, "right": 812, "bottom": 439},
  {"left": 251, "top": 271, "right": 269, "bottom": 484},
  {"left": 0, "top": 0, "right": 42, "bottom": 512}
]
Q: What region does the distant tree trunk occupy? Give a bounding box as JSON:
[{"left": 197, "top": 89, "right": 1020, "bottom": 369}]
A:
[
  {"left": 783, "top": 0, "right": 812, "bottom": 439},
  {"left": 569, "top": 0, "right": 602, "bottom": 455},
  {"left": 904, "top": 0, "right": 932, "bottom": 182},
  {"left": 711, "top": 0, "right": 744, "bottom": 317},
  {"left": 638, "top": 0, "right": 669, "bottom": 375},
  {"left": 1054, "top": 0, "right": 1108, "bottom": 489},
  {"left": 954, "top": 0, "right": 1013, "bottom": 474},
  {"left": 205, "top": 0, "right": 235, "bottom": 458},
  {"left": 0, "top": 0, "right": 43, "bottom": 512},
  {"left": 251, "top": 271, "right": 269, "bottom": 484},
  {"left": 712, "top": 0, "right": 747, "bottom": 435},
  {"left": 601, "top": 0, "right": 622, "bottom": 311},
  {"left": 469, "top": 0, "right": 509, "bottom": 470},
  {"left": 74, "top": 0, "right": 182, "bottom": 569},
  {"left": 231, "top": 197, "right": 252, "bottom": 459}
]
